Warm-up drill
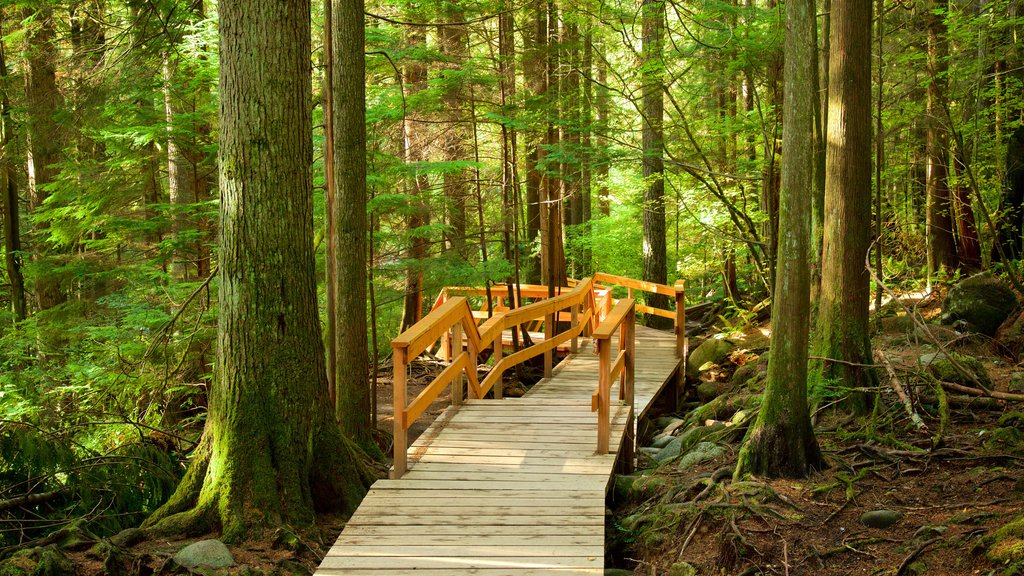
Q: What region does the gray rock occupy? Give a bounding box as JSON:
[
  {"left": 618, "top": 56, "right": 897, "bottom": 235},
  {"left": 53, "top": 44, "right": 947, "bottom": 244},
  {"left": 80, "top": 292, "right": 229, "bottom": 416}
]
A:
[
  {"left": 686, "top": 337, "right": 736, "bottom": 379},
  {"left": 677, "top": 442, "right": 726, "bottom": 470},
  {"left": 650, "top": 434, "right": 675, "bottom": 449},
  {"left": 1011, "top": 373, "right": 1024, "bottom": 394},
  {"left": 668, "top": 562, "right": 698, "bottom": 576},
  {"left": 639, "top": 447, "right": 661, "bottom": 456},
  {"left": 173, "top": 539, "right": 235, "bottom": 570},
  {"left": 913, "top": 525, "right": 947, "bottom": 540},
  {"left": 696, "top": 380, "right": 735, "bottom": 402},
  {"left": 921, "top": 351, "right": 992, "bottom": 388},
  {"left": 941, "top": 272, "right": 1018, "bottom": 336},
  {"left": 654, "top": 435, "right": 686, "bottom": 462},
  {"left": 860, "top": 509, "right": 903, "bottom": 529},
  {"left": 660, "top": 418, "right": 686, "bottom": 436}
]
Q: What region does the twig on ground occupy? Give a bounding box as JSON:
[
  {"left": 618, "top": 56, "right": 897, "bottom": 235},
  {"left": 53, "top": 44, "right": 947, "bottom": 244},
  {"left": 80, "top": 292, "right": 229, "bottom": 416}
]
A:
[{"left": 895, "top": 537, "right": 942, "bottom": 575}]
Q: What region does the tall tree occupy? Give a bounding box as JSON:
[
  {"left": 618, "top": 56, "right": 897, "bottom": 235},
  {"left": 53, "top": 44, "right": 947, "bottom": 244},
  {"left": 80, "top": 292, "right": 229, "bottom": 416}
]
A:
[
  {"left": 333, "top": 0, "right": 375, "bottom": 450},
  {"left": 0, "top": 23, "right": 24, "bottom": 322},
  {"left": 812, "top": 0, "right": 877, "bottom": 412},
  {"left": 641, "top": 0, "right": 670, "bottom": 324},
  {"left": 925, "top": 0, "right": 958, "bottom": 279},
  {"left": 399, "top": 17, "right": 431, "bottom": 331},
  {"left": 23, "top": 5, "right": 65, "bottom": 312},
  {"left": 524, "top": 1, "right": 546, "bottom": 283},
  {"left": 144, "top": 0, "right": 374, "bottom": 540},
  {"left": 440, "top": 6, "right": 469, "bottom": 260},
  {"left": 735, "top": 0, "right": 824, "bottom": 479}
]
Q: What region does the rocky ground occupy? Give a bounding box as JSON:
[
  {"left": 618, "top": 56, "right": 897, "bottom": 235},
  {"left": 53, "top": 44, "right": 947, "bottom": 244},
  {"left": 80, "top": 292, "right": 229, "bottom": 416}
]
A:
[
  {"left": 609, "top": 272, "right": 1024, "bottom": 575},
  {"left": 7, "top": 272, "right": 1024, "bottom": 576}
]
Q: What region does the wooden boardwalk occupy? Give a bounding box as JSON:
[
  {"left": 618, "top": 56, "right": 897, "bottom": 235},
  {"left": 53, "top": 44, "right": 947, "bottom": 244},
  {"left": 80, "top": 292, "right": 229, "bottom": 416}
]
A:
[{"left": 315, "top": 323, "right": 683, "bottom": 575}]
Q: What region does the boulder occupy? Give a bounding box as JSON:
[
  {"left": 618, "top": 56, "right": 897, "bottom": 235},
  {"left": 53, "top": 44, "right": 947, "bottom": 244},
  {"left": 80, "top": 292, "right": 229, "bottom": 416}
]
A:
[
  {"left": 878, "top": 315, "right": 916, "bottom": 335},
  {"left": 173, "top": 539, "right": 235, "bottom": 570},
  {"left": 668, "top": 562, "right": 698, "bottom": 576},
  {"left": 731, "top": 363, "right": 760, "bottom": 387},
  {"left": 696, "top": 380, "right": 735, "bottom": 402},
  {"left": 941, "top": 272, "right": 1018, "bottom": 336},
  {"left": 677, "top": 442, "right": 726, "bottom": 470},
  {"left": 860, "top": 509, "right": 902, "bottom": 529},
  {"left": 686, "top": 337, "right": 736, "bottom": 379},
  {"left": 920, "top": 352, "right": 992, "bottom": 388}
]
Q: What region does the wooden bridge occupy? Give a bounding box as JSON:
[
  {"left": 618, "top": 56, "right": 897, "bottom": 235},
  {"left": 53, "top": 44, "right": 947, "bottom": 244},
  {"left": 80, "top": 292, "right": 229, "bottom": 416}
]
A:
[{"left": 315, "top": 273, "right": 688, "bottom": 575}]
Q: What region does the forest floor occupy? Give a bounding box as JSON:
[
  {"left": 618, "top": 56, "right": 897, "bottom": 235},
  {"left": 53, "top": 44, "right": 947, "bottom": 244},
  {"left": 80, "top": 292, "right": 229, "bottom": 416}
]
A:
[
  {"left": 47, "top": 291, "right": 1024, "bottom": 576},
  {"left": 611, "top": 290, "right": 1024, "bottom": 576}
]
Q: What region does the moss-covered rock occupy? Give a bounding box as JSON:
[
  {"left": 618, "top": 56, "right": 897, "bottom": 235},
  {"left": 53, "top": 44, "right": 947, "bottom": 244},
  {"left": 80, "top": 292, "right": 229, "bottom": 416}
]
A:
[
  {"left": 696, "top": 380, "right": 736, "bottom": 402},
  {"left": 921, "top": 352, "right": 993, "bottom": 388},
  {"left": 677, "top": 441, "right": 726, "bottom": 470},
  {"left": 686, "top": 336, "right": 736, "bottom": 379},
  {"left": 941, "top": 272, "right": 1019, "bottom": 336},
  {"left": 731, "top": 363, "right": 761, "bottom": 387},
  {"left": 986, "top": 515, "right": 1024, "bottom": 564},
  {"left": 0, "top": 546, "right": 74, "bottom": 576},
  {"left": 878, "top": 315, "right": 916, "bottom": 335},
  {"left": 668, "top": 562, "right": 697, "bottom": 576}
]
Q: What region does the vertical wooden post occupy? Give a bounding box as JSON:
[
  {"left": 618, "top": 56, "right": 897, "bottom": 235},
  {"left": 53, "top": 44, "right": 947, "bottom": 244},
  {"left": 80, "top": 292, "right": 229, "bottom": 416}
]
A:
[
  {"left": 570, "top": 303, "right": 579, "bottom": 353},
  {"left": 597, "top": 338, "right": 611, "bottom": 454},
  {"left": 625, "top": 305, "right": 635, "bottom": 409},
  {"left": 674, "top": 279, "right": 686, "bottom": 358},
  {"left": 391, "top": 347, "right": 408, "bottom": 479},
  {"left": 544, "top": 312, "right": 554, "bottom": 379},
  {"left": 493, "top": 332, "right": 503, "bottom": 399},
  {"left": 452, "top": 321, "right": 464, "bottom": 406},
  {"left": 466, "top": 323, "right": 478, "bottom": 400}
]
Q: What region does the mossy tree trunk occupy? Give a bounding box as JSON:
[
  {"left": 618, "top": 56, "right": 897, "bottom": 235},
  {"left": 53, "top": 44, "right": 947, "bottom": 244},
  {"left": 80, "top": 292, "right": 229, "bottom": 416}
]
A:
[
  {"left": 925, "top": 0, "right": 958, "bottom": 280},
  {"left": 333, "top": 0, "right": 377, "bottom": 452},
  {"left": 145, "top": 0, "right": 375, "bottom": 541},
  {"left": 0, "top": 24, "right": 25, "bottom": 322},
  {"left": 735, "top": 0, "right": 824, "bottom": 479},
  {"left": 641, "top": 0, "right": 671, "bottom": 327},
  {"left": 812, "top": 0, "right": 878, "bottom": 413}
]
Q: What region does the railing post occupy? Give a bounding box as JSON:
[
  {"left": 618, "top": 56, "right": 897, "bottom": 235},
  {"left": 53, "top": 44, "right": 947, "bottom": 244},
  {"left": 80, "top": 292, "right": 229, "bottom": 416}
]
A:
[
  {"left": 674, "top": 279, "right": 686, "bottom": 358},
  {"left": 452, "top": 321, "right": 464, "bottom": 406},
  {"left": 544, "top": 312, "right": 554, "bottom": 379},
  {"left": 492, "top": 332, "right": 503, "bottom": 399},
  {"left": 597, "top": 338, "right": 610, "bottom": 454},
  {"left": 466, "top": 322, "right": 478, "bottom": 400},
  {"left": 570, "top": 303, "right": 579, "bottom": 354},
  {"left": 391, "top": 348, "right": 408, "bottom": 479}
]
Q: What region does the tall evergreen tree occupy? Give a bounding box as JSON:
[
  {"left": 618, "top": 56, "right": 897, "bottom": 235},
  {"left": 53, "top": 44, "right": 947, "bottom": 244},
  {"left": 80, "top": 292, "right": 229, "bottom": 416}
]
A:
[
  {"left": 812, "top": 0, "right": 877, "bottom": 412},
  {"left": 641, "top": 0, "right": 669, "bottom": 326},
  {"left": 145, "top": 0, "right": 373, "bottom": 540},
  {"left": 735, "top": 0, "right": 824, "bottom": 479}
]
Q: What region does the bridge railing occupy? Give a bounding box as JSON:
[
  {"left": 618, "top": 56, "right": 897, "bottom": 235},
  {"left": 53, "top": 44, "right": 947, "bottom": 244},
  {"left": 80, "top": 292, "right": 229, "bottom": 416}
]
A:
[
  {"left": 585, "top": 273, "right": 686, "bottom": 358},
  {"left": 591, "top": 298, "right": 635, "bottom": 454},
  {"left": 389, "top": 279, "right": 599, "bottom": 478}
]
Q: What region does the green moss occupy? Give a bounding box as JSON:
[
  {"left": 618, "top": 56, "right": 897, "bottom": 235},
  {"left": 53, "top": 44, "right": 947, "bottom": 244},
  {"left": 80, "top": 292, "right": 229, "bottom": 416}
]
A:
[{"left": 987, "top": 516, "right": 1024, "bottom": 564}]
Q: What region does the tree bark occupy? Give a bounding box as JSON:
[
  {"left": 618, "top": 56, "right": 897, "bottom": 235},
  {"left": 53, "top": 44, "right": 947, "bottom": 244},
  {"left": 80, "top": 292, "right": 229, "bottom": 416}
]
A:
[
  {"left": 400, "top": 20, "right": 431, "bottom": 331},
  {"left": 23, "top": 6, "right": 65, "bottom": 312},
  {"left": 440, "top": 7, "right": 469, "bottom": 260},
  {"left": 812, "top": 0, "right": 877, "bottom": 414},
  {"left": 524, "top": 1, "right": 546, "bottom": 283},
  {"left": 0, "top": 23, "right": 24, "bottom": 322},
  {"left": 641, "top": 0, "right": 670, "bottom": 326},
  {"left": 735, "top": 0, "right": 824, "bottom": 479},
  {"left": 145, "top": 0, "right": 374, "bottom": 541},
  {"left": 334, "top": 0, "right": 375, "bottom": 451},
  {"left": 926, "top": 0, "right": 958, "bottom": 279},
  {"left": 596, "top": 45, "right": 611, "bottom": 217}
]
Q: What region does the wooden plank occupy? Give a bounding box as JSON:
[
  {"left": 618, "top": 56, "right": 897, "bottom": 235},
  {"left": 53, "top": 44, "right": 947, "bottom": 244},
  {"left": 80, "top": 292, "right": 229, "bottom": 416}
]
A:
[
  {"left": 332, "top": 535, "right": 598, "bottom": 547},
  {"left": 326, "top": 544, "right": 605, "bottom": 557},
  {"left": 318, "top": 556, "right": 604, "bottom": 570},
  {"left": 315, "top": 565, "right": 598, "bottom": 573},
  {"left": 337, "top": 523, "right": 603, "bottom": 536},
  {"left": 346, "top": 514, "right": 605, "bottom": 527}
]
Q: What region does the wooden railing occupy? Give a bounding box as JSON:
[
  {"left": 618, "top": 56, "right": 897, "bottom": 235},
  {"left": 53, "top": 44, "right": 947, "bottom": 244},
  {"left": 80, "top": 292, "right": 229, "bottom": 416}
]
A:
[
  {"left": 390, "top": 279, "right": 599, "bottom": 478},
  {"left": 390, "top": 273, "right": 687, "bottom": 478},
  {"left": 591, "top": 298, "right": 635, "bottom": 454}
]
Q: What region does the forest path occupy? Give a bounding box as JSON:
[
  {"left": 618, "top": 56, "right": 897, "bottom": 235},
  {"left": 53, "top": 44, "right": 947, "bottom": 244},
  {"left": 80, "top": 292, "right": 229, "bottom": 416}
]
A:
[{"left": 314, "top": 325, "right": 682, "bottom": 575}]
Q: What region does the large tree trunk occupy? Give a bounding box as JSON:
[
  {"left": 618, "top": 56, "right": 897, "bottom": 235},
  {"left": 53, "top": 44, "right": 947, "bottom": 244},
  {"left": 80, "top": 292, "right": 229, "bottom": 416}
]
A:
[
  {"left": 400, "top": 21, "right": 431, "bottom": 331},
  {"left": 0, "top": 25, "right": 24, "bottom": 322},
  {"left": 994, "top": 124, "right": 1024, "bottom": 261},
  {"left": 735, "top": 0, "right": 823, "bottom": 479},
  {"left": 925, "top": 0, "right": 958, "bottom": 279},
  {"left": 595, "top": 45, "right": 611, "bottom": 217},
  {"left": 524, "top": 1, "right": 546, "bottom": 283},
  {"left": 145, "top": 0, "right": 374, "bottom": 541},
  {"left": 812, "top": 0, "right": 877, "bottom": 414},
  {"left": 542, "top": 1, "right": 566, "bottom": 289},
  {"left": 334, "top": 0, "right": 376, "bottom": 451},
  {"left": 440, "top": 8, "right": 469, "bottom": 260},
  {"left": 23, "top": 6, "right": 65, "bottom": 312},
  {"left": 641, "top": 0, "right": 670, "bottom": 326}
]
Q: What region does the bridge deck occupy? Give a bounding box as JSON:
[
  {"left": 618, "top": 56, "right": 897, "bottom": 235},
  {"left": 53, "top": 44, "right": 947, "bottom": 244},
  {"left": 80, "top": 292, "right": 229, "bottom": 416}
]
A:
[{"left": 315, "top": 325, "right": 682, "bottom": 575}]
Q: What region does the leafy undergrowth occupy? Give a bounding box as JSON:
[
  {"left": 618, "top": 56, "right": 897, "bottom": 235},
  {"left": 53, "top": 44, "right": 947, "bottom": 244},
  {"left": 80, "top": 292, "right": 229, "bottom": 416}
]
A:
[{"left": 611, "top": 294, "right": 1024, "bottom": 576}]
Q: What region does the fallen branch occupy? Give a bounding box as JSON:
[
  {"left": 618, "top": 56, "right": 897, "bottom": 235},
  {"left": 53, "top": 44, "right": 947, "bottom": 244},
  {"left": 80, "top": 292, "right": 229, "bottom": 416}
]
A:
[
  {"left": 0, "top": 490, "right": 64, "bottom": 513},
  {"left": 875, "top": 350, "right": 926, "bottom": 430},
  {"left": 895, "top": 537, "right": 942, "bottom": 576},
  {"left": 928, "top": 374, "right": 1024, "bottom": 402}
]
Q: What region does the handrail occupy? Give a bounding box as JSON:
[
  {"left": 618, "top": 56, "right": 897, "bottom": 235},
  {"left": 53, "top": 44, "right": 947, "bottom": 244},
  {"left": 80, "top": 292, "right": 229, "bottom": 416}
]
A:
[
  {"left": 390, "top": 273, "right": 688, "bottom": 477},
  {"left": 591, "top": 298, "right": 635, "bottom": 454},
  {"left": 390, "top": 278, "right": 599, "bottom": 478}
]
